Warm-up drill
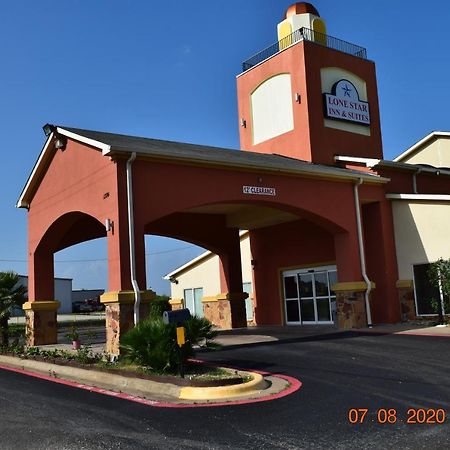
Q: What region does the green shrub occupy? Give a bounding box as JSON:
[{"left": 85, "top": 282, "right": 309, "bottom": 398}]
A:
[
  {"left": 119, "top": 315, "right": 220, "bottom": 373},
  {"left": 185, "top": 316, "right": 220, "bottom": 349},
  {"left": 148, "top": 296, "right": 171, "bottom": 320}
]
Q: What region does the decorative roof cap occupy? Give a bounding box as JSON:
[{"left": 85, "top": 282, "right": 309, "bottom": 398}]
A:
[{"left": 285, "top": 2, "right": 320, "bottom": 18}]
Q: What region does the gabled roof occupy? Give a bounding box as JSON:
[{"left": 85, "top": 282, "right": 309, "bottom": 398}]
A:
[
  {"left": 393, "top": 131, "right": 450, "bottom": 162},
  {"left": 334, "top": 155, "right": 450, "bottom": 177},
  {"left": 17, "top": 125, "right": 387, "bottom": 208},
  {"left": 164, "top": 231, "right": 249, "bottom": 280}
]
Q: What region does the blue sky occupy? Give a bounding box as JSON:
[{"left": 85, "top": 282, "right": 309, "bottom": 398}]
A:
[{"left": 1, "top": 1, "right": 449, "bottom": 295}]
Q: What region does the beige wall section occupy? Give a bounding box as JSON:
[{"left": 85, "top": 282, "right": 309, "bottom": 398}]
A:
[
  {"left": 400, "top": 137, "right": 450, "bottom": 166},
  {"left": 240, "top": 235, "right": 252, "bottom": 283},
  {"left": 391, "top": 200, "right": 450, "bottom": 279},
  {"left": 321, "top": 67, "right": 370, "bottom": 136},
  {"left": 277, "top": 13, "right": 322, "bottom": 40},
  {"left": 251, "top": 74, "right": 294, "bottom": 145},
  {"left": 170, "top": 255, "right": 220, "bottom": 300},
  {"left": 169, "top": 235, "right": 252, "bottom": 299}
]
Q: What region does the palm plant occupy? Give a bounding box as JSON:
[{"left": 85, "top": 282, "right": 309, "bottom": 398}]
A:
[
  {"left": 0, "top": 271, "right": 27, "bottom": 346},
  {"left": 120, "top": 316, "right": 220, "bottom": 373}
]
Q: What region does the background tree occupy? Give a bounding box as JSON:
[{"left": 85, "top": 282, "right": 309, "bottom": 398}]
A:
[
  {"left": 427, "top": 258, "right": 450, "bottom": 324},
  {"left": 0, "top": 271, "right": 27, "bottom": 346}
]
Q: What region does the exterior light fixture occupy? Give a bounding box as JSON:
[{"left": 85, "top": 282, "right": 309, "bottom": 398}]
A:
[
  {"left": 105, "top": 218, "right": 114, "bottom": 233},
  {"left": 55, "top": 137, "right": 67, "bottom": 150},
  {"left": 42, "top": 123, "right": 56, "bottom": 137},
  {"left": 169, "top": 276, "right": 179, "bottom": 285},
  {"left": 240, "top": 118, "right": 246, "bottom": 128},
  {"left": 295, "top": 93, "right": 301, "bottom": 103}
]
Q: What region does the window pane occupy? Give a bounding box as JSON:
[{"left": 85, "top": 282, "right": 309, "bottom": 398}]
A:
[
  {"left": 286, "top": 300, "right": 300, "bottom": 322},
  {"left": 284, "top": 276, "right": 298, "bottom": 299},
  {"left": 194, "top": 288, "right": 204, "bottom": 318},
  {"left": 317, "top": 298, "right": 331, "bottom": 321},
  {"left": 413, "top": 264, "right": 441, "bottom": 315},
  {"left": 245, "top": 298, "right": 253, "bottom": 320},
  {"left": 243, "top": 282, "right": 252, "bottom": 294},
  {"left": 314, "top": 272, "right": 329, "bottom": 297},
  {"left": 300, "top": 298, "right": 315, "bottom": 321},
  {"left": 183, "top": 289, "right": 194, "bottom": 314},
  {"left": 243, "top": 282, "right": 253, "bottom": 320},
  {"left": 299, "top": 274, "right": 313, "bottom": 298},
  {"left": 328, "top": 271, "right": 338, "bottom": 295}
]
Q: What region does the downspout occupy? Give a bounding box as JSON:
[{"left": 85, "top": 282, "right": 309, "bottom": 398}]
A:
[
  {"left": 354, "top": 178, "right": 373, "bottom": 327},
  {"left": 126, "top": 152, "right": 141, "bottom": 326}
]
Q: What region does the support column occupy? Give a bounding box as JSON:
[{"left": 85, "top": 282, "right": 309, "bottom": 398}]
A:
[
  {"left": 332, "top": 281, "right": 375, "bottom": 329},
  {"left": 362, "top": 201, "right": 401, "bottom": 323},
  {"left": 104, "top": 218, "right": 149, "bottom": 353},
  {"left": 396, "top": 280, "right": 416, "bottom": 321},
  {"left": 101, "top": 289, "right": 156, "bottom": 355},
  {"left": 211, "top": 229, "right": 247, "bottom": 328},
  {"left": 333, "top": 231, "right": 372, "bottom": 329},
  {"left": 24, "top": 248, "right": 60, "bottom": 345}
]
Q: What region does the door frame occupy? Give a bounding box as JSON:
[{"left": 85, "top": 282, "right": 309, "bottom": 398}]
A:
[{"left": 282, "top": 265, "right": 337, "bottom": 325}]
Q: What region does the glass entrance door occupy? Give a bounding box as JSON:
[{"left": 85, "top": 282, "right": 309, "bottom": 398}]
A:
[{"left": 283, "top": 266, "right": 337, "bottom": 325}]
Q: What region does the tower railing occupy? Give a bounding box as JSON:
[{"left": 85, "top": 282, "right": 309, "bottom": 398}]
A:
[{"left": 242, "top": 27, "right": 367, "bottom": 72}]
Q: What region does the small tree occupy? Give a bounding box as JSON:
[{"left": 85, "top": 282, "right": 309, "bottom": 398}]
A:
[
  {"left": 427, "top": 258, "right": 450, "bottom": 324},
  {"left": 0, "top": 271, "right": 27, "bottom": 346}
]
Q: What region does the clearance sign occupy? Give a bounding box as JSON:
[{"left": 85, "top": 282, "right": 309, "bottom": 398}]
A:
[{"left": 324, "top": 79, "right": 370, "bottom": 125}]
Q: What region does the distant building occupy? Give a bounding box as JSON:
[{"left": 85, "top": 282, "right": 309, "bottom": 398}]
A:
[
  {"left": 14, "top": 276, "right": 72, "bottom": 315},
  {"left": 72, "top": 289, "right": 105, "bottom": 302}
]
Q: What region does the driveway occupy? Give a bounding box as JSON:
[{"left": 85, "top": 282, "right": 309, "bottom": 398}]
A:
[{"left": 0, "top": 331, "right": 448, "bottom": 449}]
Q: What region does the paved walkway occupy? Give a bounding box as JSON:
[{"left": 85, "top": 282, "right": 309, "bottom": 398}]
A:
[
  {"left": 33, "top": 322, "right": 450, "bottom": 354},
  {"left": 8, "top": 312, "right": 105, "bottom": 325}
]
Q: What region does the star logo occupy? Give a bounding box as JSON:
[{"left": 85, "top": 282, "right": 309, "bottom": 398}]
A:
[{"left": 342, "top": 84, "right": 352, "bottom": 97}]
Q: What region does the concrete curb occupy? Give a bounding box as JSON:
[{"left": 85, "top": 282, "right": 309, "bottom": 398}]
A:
[
  {"left": 0, "top": 354, "right": 180, "bottom": 400},
  {"left": 0, "top": 355, "right": 270, "bottom": 403},
  {"left": 179, "top": 372, "right": 267, "bottom": 400}
]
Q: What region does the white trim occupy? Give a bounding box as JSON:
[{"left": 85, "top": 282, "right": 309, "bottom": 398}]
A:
[
  {"left": 164, "top": 249, "right": 213, "bottom": 280},
  {"left": 282, "top": 265, "right": 337, "bottom": 325},
  {"left": 56, "top": 127, "right": 111, "bottom": 153},
  {"left": 164, "top": 231, "right": 249, "bottom": 280},
  {"left": 393, "top": 131, "right": 450, "bottom": 162},
  {"left": 386, "top": 193, "right": 450, "bottom": 201},
  {"left": 16, "top": 133, "right": 55, "bottom": 208},
  {"left": 334, "top": 155, "right": 380, "bottom": 167}
]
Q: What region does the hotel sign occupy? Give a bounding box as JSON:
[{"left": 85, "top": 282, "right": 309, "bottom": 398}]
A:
[
  {"left": 324, "top": 79, "right": 370, "bottom": 125},
  {"left": 243, "top": 186, "right": 276, "bottom": 196}
]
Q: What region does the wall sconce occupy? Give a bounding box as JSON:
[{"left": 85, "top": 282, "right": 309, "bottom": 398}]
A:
[
  {"left": 251, "top": 259, "right": 257, "bottom": 269},
  {"left": 295, "top": 93, "right": 301, "bottom": 103},
  {"left": 240, "top": 118, "right": 247, "bottom": 128},
  {"left": 105, "top": 218, "right": 114, "bottom": 233},
  {"left": 55, "top": 137, "right": 67, "bottom": 151}
]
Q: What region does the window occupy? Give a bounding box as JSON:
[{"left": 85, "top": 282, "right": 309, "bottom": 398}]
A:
[
  {"left": 413, "top": 263, "right": 447, "bottom": 316},
  {"left": 243, "top": 282, "right": 253, "bottom": 321},
  {"left": 183, "top": 288, "right": 204, "bottom": 318}
]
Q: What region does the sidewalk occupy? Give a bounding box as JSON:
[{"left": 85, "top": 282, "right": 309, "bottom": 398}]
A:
[
  {"left": 31, "top": 322, "right": 450, "bottom": 355},
  {"left": 8, "top": 312, "right": 105, "bottom": 325}
]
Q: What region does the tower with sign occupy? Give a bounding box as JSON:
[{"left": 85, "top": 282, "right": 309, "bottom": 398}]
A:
[{"left": 237, "top": 2, "right": 383, "bottom": 165}]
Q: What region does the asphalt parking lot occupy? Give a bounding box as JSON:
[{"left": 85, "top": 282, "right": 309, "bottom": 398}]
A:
[{"left": 0, "top": 330, "right": 448, "bottom": 449}]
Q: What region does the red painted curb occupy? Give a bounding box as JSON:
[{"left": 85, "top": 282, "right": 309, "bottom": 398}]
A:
[{"left": 0, "top": 361, "right": 302, "bottom": 408}]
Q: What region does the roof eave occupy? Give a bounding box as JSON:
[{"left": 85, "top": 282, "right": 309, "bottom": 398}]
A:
[
  {"left": 17, "top": 133, "right": 55, "bottom": 209},
  {"left": 105, "top": 148, "right": 388, "bottom": 184},
  {"left": 17, "top": 127, "right": 112, "bottom": 209},
  {"left": 393, "top": 131, "right": 450, "bottom": 162}
]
